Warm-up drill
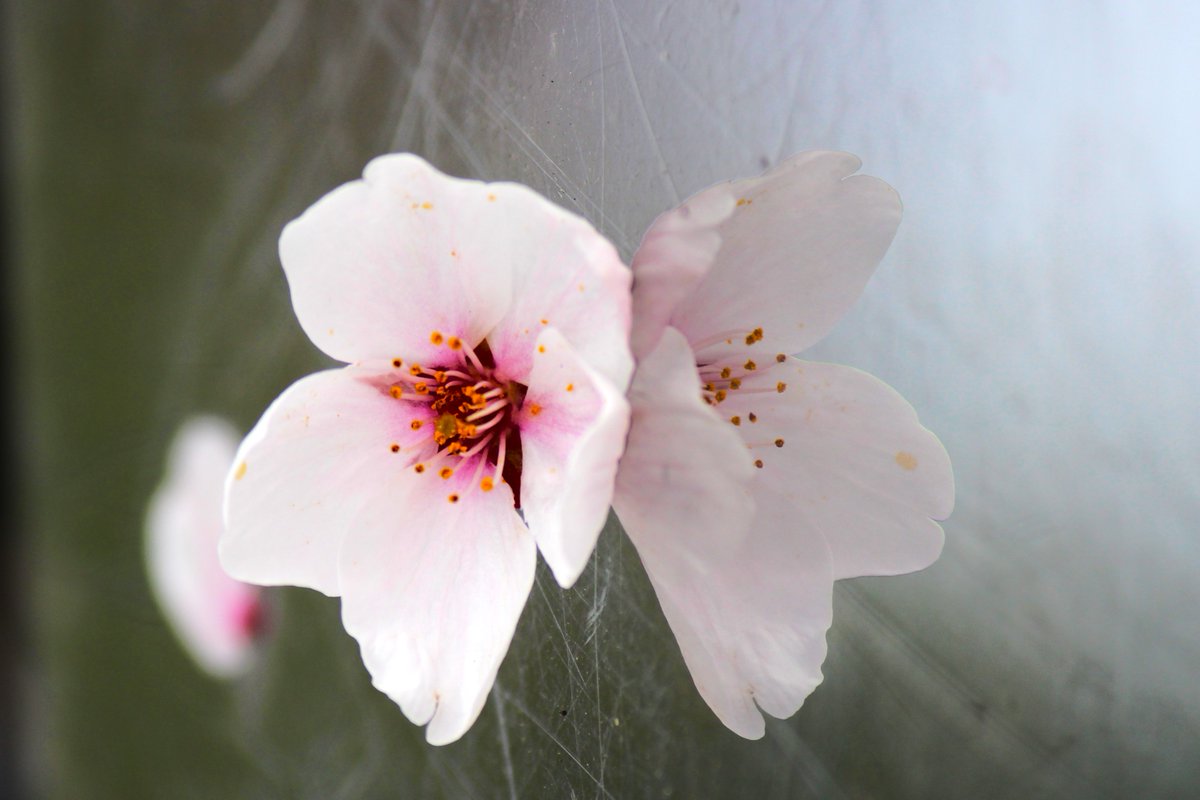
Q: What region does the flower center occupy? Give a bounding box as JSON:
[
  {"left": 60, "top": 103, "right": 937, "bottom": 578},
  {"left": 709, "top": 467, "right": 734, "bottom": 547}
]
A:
[
  {"left": 693, "top": 325, "right": 791, "bottom": 469},
  {"left": 385, "top": 334, "right": 526, "bottom": 504}
]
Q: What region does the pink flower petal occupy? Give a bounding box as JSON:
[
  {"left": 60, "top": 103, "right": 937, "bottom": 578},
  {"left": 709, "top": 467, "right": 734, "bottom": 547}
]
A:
[
  {"left": 724, "top": 358, "right": 953, "bottom": 579},
  {"left": 282, "top": 154, "right": 554, "bottom": 365},
  {"left": 640, "top": 494, "right": 836, "bottom": 739},
  {"left": 518, "top": 327, "right": 630, "bottom": 588},
  {"left": 616, "top": 328, "right": 835, "bottom": 737},
  {"left": 619, "top": 395, "right": 835, "bottom": 738},
  {"left": 338, "top": 473, "right": 534, "bottom": 746},
  {"left": 222, "top": 364, "right": 433, "bottom": 596},
  {"left": 146, "top": 417, "right": 263, "bottom": 678},
  {"left": 617, "top": 152, "right": 951, "bottom": 739},
  {"left": 635, "top": 151, "right": 902, "bottom": 361},
  {"left": 483, "top": 199, "right": 633, "bottom": 391},
  {"left": 613, "top": 327, "right": 756, "bottom": 573},
  {"left": 628, "top": 181, "right": 733, "bottom": 360}
]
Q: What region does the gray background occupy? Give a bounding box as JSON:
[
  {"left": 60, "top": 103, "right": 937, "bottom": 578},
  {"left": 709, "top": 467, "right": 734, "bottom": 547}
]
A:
[{"left": 13, "top": 1, "right": 1200, "bottom": 797}]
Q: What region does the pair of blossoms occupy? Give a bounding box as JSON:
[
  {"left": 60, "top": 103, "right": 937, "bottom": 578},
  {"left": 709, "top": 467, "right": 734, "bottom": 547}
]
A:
[{"left": 149, "top": 153, "right": 952, "bottom": 744}]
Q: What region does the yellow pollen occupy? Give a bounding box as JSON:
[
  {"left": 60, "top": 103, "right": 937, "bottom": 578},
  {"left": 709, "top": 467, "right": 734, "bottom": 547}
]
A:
[
  {"left": 566, "top": 383, "right": 574, "bottom": 392},
  {"left": 448, "top": 336, "right": 462, "bottom": 350},
  {"left": 528, "top": 403, "right": 542, "bottom": 416},
  {"left": 578, "top": 283, "right": 586, "bottom": 292},
  {"left": 704, "top": 382, "right": 715, "bottom": 392},
  {"left": 448, "top": 493, "right": 459, "bottom": 503},
  {"left": 720, "top": 367, "right": 731, "bottom": 379},
  {"left": 389, "top": 385, "right": 404, "bottom": 399},
  {"left": 422, "top": 201, "right": 433, "bottom": 210},
  {"left": 538, "top": 345, "right": 545, "bottom": 353},
  {"left": 433, "top": 370, "right": 446, "bottom": 383},
  {"left": 409, "top": 364, "right": 423, "bottom": 375},
  {"left": 776, "top": 382, "right": 787, "bottom": 393},
  {"left": 481, "top": 476, "right": 495, "bottom": 492},
  {"left": 754, "top": 459, "right": 764, "bottom": 468},
  {"left": 540, "top": 318, "right": 548, "bottom": 325},
  {"left": 736, "top": 197, "right": 751, "bottom": 206},
  {"left": 748, "top": 412, "right": 757, "bottom": 423},
  {"left": 430, "top": 331, "right": 444, "bottom": 345},
  {"left": 410, "top": 420, "right": 423, "bottom": 430},
  {"left": 730, "top": 416, "right": 741, "bottom": 426},
  {"left": 714, "top": 389, "right": 727, "bottom": 402},
  {"left": 744, "top": 360, "right": 757, "bottom": 371},
  {"left": 776, "top": 353, "right": 786, "bottom": 363},
  {"left": 895, "top": 451, "right": 919, "bottom": 471},
  {"left": 390, "top": 443, "right": 400, "bottom": 453},
  {"left": 450, "top": 249, "right": 457, "bottom": 257},
  {"left": 774, "top": 438, "right": 785, "bottom": 448},
  {"left": 487, "top": 193, "right": 497, "bottom": 202},
  {"left": 392, "top": 358, "right": 402, "bottom": 368},
  {"left": 730, "top": 378, "right": 742, "bottom": 390},
  {"left": 414, "top": 464, "right": 426, "bottom": 473},
  {"left": 415, "top": 383, "right": 429, "bottom": 394},
  {"left": 234, "top": 461, "right": 247, "bottom": 480},
  {"left": 439, "top": 467, "right": 454, "bottom": 479}
]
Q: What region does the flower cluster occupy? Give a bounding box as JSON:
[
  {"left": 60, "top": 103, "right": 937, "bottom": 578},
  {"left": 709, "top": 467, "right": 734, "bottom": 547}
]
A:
[{"left": 151, "top": 152, "right": 952, "bottom": 744}]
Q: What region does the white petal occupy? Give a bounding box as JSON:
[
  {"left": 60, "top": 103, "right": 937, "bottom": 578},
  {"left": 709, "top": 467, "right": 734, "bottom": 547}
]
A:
[
  {"left": 634, "top": 151, "right": 902, "bottom": 361},
  {"left": 518, "top": 327, "right": 630, "bottom": 588},
  {"left": 484, "top": 200, "right": 633, "bottom": 392},
  {"left": 725, "top": 358, "right": 953, "bottom": 579},
  {"left": 221, "top": 364, "right": 433, "bottom": 596},
  {"left": 145, "top": 417, "right": 262, "bottom": 678},
  {"left": 613, "top": 326, "right": 756, "bottom": 578},
  {"left": 338, "top": 473, "right": 534, "bottom": 746},
  {"left": 281, "top": 154, "right": 532, "bottom": 364}
]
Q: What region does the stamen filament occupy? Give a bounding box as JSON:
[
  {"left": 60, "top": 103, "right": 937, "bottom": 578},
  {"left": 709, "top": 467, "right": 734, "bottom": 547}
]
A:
[
  {"left": 466, "top": 399, "right": 508, "bottom": 422},
  {"left": 472, "top": 414, "right": 506, "bottom": 434},
  {"left": 689, "top": 328, "right": 757, "bottom": 351},
  {"left": 458, "top": 434, "right": 496, "bottom": 459},
  {"left": 460, "top": 339, "right": 486, "bottom": 373},
  {"left": 493, "top": 433, "right": 508, "bottom": 479}
]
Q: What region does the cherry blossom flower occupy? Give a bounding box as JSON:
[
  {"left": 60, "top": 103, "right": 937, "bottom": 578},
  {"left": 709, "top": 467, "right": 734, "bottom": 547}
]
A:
[
  {"left": 145, "top": 416, "right": 264, "bottom": 678},
  {"left": 220, "top": 154, "right": 632, "bottom": 745},
  {"left": 613, "top": 151, "right": 954, "bottom": 738}
]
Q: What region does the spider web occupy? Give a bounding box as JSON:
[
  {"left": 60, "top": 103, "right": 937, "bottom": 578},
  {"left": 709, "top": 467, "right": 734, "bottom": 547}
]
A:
[{"left": 18, "top": 0, "right": 1200, "bottom": 797}]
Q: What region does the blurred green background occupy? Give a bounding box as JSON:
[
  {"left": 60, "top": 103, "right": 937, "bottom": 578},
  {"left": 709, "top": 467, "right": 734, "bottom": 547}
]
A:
[{"left": 11, "top": 1, "right": 1200, "bottom": 798}]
